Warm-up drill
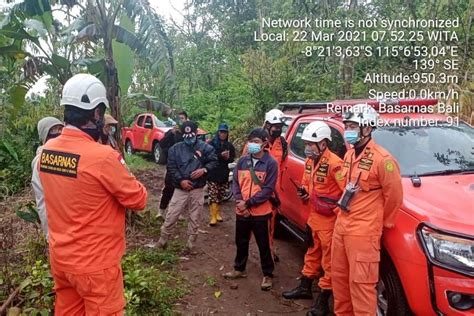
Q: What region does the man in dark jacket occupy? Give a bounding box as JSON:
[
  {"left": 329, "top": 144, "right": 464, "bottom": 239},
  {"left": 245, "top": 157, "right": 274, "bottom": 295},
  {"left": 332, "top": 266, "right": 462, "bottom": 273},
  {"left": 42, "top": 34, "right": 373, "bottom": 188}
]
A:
[
  {"left": 158, "top": 121, "right": 218, "bottom": 250},
  {"left": 207, "top": 123, "right": 236, "bottom": 226},
  {"left": 157, "top": 111, "right": 188, "bottom": 218}
]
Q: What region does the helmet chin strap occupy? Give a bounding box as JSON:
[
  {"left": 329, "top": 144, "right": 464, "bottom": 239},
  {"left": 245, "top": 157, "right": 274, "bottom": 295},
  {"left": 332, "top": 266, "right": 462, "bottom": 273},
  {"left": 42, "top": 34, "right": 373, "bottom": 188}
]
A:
[
  {"left": 312, "top": 142, "right": 326, "bottom": 163},
  {"left": 355, "top": 127, "right": 371, "bottom": 147}
]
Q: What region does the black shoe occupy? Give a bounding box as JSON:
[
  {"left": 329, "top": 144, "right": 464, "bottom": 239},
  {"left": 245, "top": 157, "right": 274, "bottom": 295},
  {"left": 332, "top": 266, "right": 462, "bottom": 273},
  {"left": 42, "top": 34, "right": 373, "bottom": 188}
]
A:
[
  {"left": 307, "top": 289, "right": 332, "bottom": 316},
  {"left": 282, "top": 276, "right": 313, "bottom": 300}
]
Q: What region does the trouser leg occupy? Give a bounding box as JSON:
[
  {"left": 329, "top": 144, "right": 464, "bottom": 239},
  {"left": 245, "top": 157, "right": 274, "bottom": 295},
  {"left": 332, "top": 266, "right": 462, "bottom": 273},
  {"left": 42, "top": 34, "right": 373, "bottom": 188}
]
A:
[
  {"left": 160, "top": 189, "right": 189, "bottom": 237},
  {"left": 332, "top": 231, "right": 353, "bottom": 316},
  {"left": 234, "top": 217, "right": 252, "bottom": 272},
  {"left": 252, "top": 216, "right": 275, "bottom": 277}
]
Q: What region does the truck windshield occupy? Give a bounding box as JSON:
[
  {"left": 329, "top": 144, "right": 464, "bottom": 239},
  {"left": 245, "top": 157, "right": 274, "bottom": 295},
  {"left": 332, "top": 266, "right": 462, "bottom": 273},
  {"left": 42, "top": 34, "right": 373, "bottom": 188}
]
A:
[
  {"left": 372, "top": 123, "right": 474, "bottom": 177},
  {"left": 153, "top": 117, "right": 167, "bottom": 128}
]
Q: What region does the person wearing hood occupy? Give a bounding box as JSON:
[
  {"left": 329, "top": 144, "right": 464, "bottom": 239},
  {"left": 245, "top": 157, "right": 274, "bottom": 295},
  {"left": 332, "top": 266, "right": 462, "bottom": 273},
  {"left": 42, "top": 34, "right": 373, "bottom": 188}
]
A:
[
  {"left": 207, "top": 123, "right": 236, "bottom": 226},
  {"left": 157, "top": 121, "right": 218, "bottom": 250},
  {"left": 31, "top": 117, "right": 65, "bottom": 239}
]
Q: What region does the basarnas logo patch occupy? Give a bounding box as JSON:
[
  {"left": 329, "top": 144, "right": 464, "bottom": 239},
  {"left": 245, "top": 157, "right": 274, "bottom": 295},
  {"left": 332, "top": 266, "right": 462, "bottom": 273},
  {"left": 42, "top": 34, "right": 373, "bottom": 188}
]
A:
[{"left": 40, "top": 149, "right": 80, "bottom": 178}]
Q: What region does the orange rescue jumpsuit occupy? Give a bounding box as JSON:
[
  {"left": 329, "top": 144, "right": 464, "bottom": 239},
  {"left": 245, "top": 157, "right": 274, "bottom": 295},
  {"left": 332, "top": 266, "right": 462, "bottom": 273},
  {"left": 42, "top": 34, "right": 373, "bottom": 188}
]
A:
[
  {"left": 38, "top": 127, "right": 148, "bottom": 316},
  {"left": 331, "top": 139, "right": 403, "bottom": 316},
  {"left": 301, "top": 149, "right": 344, "bottom": 290}
]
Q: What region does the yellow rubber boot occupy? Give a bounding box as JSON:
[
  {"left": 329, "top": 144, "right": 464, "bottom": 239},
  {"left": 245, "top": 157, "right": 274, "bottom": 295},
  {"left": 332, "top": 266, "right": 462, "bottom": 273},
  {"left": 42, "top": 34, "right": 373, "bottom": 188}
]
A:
[
  {"left": 216, "top": 203, "right": 223, "bottom": 222},
  {"left": 209, "top": 203, "right": 218, "bottom": 226}
]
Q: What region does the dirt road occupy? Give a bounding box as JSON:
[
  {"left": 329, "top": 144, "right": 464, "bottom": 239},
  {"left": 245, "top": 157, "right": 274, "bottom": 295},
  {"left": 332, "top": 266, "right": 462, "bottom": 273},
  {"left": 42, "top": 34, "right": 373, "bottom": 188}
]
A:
[{"left": 136, "top": 166, "right": 325, "bottom": 316}]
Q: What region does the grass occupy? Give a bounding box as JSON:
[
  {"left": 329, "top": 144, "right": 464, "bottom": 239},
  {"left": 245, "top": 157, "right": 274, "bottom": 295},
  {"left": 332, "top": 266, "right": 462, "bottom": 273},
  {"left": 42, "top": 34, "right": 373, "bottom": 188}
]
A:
[
  {"left": 204, "top": 276, "right": 217, "bottom": 287},
  {"left": 125, "top": 153, "right": 156, "bottom": 172},
  {"left": 123, "top": 247, "right": 189, "bottom": 315}
]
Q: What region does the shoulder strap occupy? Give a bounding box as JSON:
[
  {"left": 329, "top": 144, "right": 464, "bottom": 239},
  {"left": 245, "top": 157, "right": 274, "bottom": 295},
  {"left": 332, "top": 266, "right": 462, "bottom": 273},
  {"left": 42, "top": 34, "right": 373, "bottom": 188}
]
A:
[{"left": 247, "top": 158, "right": 262, "bottom": 186}]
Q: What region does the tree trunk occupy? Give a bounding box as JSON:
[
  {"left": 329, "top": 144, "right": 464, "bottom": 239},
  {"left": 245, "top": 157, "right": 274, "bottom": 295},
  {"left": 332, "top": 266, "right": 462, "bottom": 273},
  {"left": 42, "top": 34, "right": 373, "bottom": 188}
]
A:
[{"left": 104, "top": 37, "right": 124, "bottom": 154}]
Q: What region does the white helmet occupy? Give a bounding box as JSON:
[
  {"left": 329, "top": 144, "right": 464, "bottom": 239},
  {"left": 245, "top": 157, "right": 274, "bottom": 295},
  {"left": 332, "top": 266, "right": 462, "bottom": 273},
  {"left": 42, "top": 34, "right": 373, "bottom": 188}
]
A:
[
  {"left": 343, "top": 103, "right": 378, "bottom": 127},
  {"left": 301, "top": 121, "right": 332, "bottom": 142},
  {"left": 265, "top": 109, "right": 285, "bottom": 124},
  {"left": 60, "top": 73, "right": 109, "bottom": 110}
]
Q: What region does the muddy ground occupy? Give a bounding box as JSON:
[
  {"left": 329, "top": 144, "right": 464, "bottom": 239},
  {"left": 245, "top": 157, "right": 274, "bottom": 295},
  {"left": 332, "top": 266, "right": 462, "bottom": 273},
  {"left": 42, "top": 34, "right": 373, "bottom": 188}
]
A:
[{"left": 135, "top": 165, "right": 326, "bottom": 316}]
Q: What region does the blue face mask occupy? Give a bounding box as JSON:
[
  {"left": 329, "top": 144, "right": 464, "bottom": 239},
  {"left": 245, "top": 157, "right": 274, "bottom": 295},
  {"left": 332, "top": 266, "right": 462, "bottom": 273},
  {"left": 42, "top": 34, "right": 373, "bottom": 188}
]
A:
[
  {"left": 184, "top": 136, "right": 196, "bottom": 146},
  {"left": 247, "top": 142, "right": 262, "bottom": 154},
  {"left": 344, "top": 130, "right": 360, "bottom": 145}
]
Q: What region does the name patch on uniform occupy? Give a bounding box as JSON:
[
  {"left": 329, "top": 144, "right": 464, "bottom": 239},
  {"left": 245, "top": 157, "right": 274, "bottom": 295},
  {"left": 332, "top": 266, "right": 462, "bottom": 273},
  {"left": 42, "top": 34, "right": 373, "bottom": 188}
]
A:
[
  {"left": 358, "top": 158, "right": 373, "bottom": 171},
  {"left": 316, "top": 163, "right": 329, "bottom": 177},
  {"left": 39, "top": 150, "right": 80, "bottom": 178}
]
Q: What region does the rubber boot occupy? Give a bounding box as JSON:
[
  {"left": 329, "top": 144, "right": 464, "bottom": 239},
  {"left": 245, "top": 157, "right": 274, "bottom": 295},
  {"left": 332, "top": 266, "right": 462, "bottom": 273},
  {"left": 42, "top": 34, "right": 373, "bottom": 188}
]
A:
[
  {"left": 216, "top": 203, "right": 223, "bottom": 222},
  {"left": 306, "top": 289, "right": 332, "bottom": 316},
  {"left": 209, "top": 203, "right": 218, "bottom": 226},
  {"left": 282, "top": 276, "right": 313, "bottom": 300}
]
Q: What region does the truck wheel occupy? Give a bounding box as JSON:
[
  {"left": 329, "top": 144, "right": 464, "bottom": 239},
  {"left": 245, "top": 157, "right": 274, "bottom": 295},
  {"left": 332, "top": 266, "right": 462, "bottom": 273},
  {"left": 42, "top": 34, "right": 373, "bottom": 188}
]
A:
[
  {"left": 377, "top": 254, "right": 412, "bottom": 316},
  {"left": 152, "top": 142, "right": 165, "bottom": 164},
  {"left": 125, "top": 140, "right": 134, "bottom": 155},
  {"left": 222, "top": 182, "right": 233, "bottom": 202}
]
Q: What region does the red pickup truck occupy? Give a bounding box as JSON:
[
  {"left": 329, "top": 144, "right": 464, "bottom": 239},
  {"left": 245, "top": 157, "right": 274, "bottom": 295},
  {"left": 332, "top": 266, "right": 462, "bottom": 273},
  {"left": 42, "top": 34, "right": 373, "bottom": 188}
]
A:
[
  {"left": 276, "top": 100, "right": 474, "bottom": 315},
  {"left": 122, "top": 113, "right": 206, "bottom": 164}
]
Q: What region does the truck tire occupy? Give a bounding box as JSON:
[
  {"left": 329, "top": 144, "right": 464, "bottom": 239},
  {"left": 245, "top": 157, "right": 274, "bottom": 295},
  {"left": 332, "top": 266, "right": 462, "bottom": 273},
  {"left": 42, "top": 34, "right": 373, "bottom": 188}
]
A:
[
  {"left": 152, "top": 142, "right": 166, "bottom": 164},
  {"left": 222, "top": 182, "right": 233, "bottom": 202},
  {"left": 378, "top": 253, "right": 412, "bottom": 316},
  {"left": 125, "top": 140, "right": 134, "bottom": 155}
]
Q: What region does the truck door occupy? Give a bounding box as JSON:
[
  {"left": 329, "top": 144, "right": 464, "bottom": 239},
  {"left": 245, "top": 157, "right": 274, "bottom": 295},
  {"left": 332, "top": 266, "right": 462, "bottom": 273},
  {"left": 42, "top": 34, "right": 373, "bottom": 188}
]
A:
[
  {"left": 134, "top": 115, "right": 146, "bottom": 150},
  {"left": 143, "top": 115, "right": 154, "bottom": 151}
]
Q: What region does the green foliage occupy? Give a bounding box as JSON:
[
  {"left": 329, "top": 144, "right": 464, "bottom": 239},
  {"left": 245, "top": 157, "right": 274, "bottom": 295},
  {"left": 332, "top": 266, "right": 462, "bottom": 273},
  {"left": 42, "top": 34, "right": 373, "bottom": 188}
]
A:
[
  {"left": 113, "top": 14, "right": 135, "bottom": 96},
  {"left": 125, "top": 153, "right": 155, "bottom": 172},
  {"left": 19, "top": 260, "right": 55, "bottom": 315},
  {"left": 122, "top": 250, "right": 188, "bottom": 315},
  {"left": 204, "top": 276, "right": 217, "bottom": 287},
  {"left": 16, "top": 202, "right": 40, "bottom": 225}
]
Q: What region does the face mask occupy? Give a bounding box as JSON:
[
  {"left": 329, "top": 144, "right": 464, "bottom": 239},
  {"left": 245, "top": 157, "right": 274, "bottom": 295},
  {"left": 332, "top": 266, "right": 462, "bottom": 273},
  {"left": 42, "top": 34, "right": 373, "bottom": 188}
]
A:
[
  {"left": 344, "top": 130, "right": 360, "bottom": 145},
  {"left": 247, "top": 142, "right": 261, "bottom": 154},
  {"left": 271, "top": 130, "right": 282, "bottom": 138},
  {"left": 304, "top": 146, "right": 319, "bottom": 159},
  {"left": 184, "top": 136, "right": 196, "bottom": 146}
]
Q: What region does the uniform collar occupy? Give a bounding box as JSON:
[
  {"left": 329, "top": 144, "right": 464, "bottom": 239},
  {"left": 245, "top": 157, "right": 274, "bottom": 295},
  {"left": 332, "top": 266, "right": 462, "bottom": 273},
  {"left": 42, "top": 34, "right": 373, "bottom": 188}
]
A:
[
  {"left": 61, "top": 125, "right": 95, "bottom": 142},
  {"left": 350, "top": 138, "right": 376, "bottom": 163},
  {"left": 249, "top": 151, "right": 270, "bottom": 163}
]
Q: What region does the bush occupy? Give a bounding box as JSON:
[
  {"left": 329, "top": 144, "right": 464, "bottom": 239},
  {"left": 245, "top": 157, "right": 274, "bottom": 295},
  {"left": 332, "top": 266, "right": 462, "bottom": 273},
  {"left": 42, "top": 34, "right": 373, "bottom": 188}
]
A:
[{"left": 123, "top": 249, "right": 188, "bottom": 315}]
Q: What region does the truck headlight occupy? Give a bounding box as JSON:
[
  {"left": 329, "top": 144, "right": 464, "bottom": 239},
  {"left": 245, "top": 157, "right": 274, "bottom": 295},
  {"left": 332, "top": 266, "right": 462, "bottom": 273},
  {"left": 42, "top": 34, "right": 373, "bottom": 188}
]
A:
[{"left": 419, "top": 225, "right": 474, "bottom": 276}]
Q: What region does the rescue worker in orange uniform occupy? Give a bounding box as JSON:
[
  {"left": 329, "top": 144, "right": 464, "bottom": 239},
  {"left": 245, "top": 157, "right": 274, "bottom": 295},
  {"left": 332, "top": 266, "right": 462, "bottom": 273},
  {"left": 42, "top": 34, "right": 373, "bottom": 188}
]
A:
[
  {"left": 282, "top": 121, "right": 345, "bottom": 316},
  {"left": 38, "top": 74, "right": 148, "bottom": 315},
  {"left": 263, "top": 109, "right": 288, "bottom": 166},
  {"left": 332, "top": 104, "right": 403, "bottom": 316},
  {"left": 224, "top": 128, "right": 278, "bottom": 291}
]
